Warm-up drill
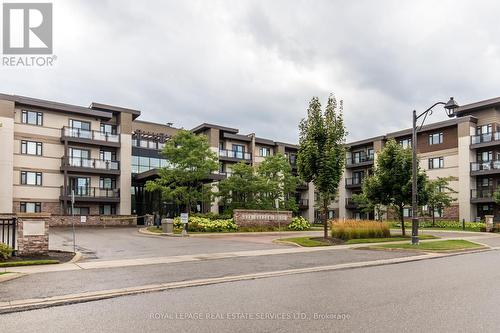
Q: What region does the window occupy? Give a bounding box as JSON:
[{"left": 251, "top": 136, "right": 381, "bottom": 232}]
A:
[
  {"left": 20, "top": 171, "right": 42, "bottom": 185},
  {"left": 352, "top": 151, "right": 362, "bottom": 163},
  {"left": 100, "top": 123, "right": 117, "bottom": 134},
  {"left": 289, "top": 153, "right": 297, "bottom": 165},
  {"left": 21, "top": 140, "right": 42, "bottom": 155},
  {"left": 478, "top": 178, "right": 492, "bottom": 188},
  {"left": 100, "top": 205, "right": 116, "bottom": 215},
  {"left": 99, "top": 177, "right": 116, "bottom": 189},
  {"left": 21, "top": 110, "right": 43, "bottom": 126},
  {"left": 367, "top": 148, "right": 374, "bottom": 159},
  {"left": 219, "top": 141, "right": 224, "bottom": 150},
  {"left": 433, "top": 208, "right": 443, "bottom": 218},
  {"left": 428, "top": 132, "right": 443, "bottom": 145},
  {"left": 398, "top": 138, "right": 412, "bottom": 149},
  {"left": 20, "top": 202, "right": 41, "bottom": 213},
  {"left": 428, "top": 157, "right": 444, "bottom": 169},
  {"left": 259, "top": 147, "right": 271, "bottom": 157},
  {"left": 69, "top": 119, "right": 90, "bottom": 130},
  {"left": 353, "top": 171, "right": 364, "bottom": 184},
  {"left": 148, "top": 140, "right": 158, "bottom": 149},
  {"left": 403, "top": 208, "right": 412, "bottom": 217},
  {"left": 232, "top": 144, "right": 245, "bottom": 159},
  {"left": 476, "top": 124, "right": 492, "bottom": 135},
  {"left": 68, "top": 207, "right": 90, "bottom": 215},
  {"left": 477, "top": 151, "right": 492, "bottom": 162},
  {"left": 100, "top": 150, "right": 116, "bottom": 161}
]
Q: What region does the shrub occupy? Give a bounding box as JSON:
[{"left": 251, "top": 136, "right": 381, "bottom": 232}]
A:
[
  {"left": 287, "top": 217, "right": 311, "bottom": 231},
  {"left": 331, "top": 220, "right": 390, "bottom": 240},
  {"left": 0, "top": 243, "right": 13, "bottom": 260},
  {"left": 173, "top": 216, "right": 237, "bottom": 232},
  {"left": 389, "top": 220, "right": 486, "bottom": 232}
]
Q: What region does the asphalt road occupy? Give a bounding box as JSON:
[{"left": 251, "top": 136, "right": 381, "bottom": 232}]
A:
[
  {"left": 0, "top": 248, "right": 416, "bottom": 301},
  {"left": 50, "top": 227, "right": 289, "bottom": 260},
  {"left": 3, "top": 249, "right": 500, "bottom": 332}
]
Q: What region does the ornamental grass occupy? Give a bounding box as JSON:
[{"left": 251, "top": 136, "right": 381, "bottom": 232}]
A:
[{"left": 331, "top": 219, "right": 390, "bottom": 240}]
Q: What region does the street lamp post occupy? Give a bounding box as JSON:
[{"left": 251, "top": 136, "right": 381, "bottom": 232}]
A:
[{"left": 411, "top": 97, "right": 459, "bottom": 245}]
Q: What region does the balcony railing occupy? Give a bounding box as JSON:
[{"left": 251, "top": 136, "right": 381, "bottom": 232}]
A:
[
  {"left": 62, "top": 157, "right": 120, "bottom": 171},
  {"left": 345, "top": 198, "right": 358, "bottom": 208},
  {"left": 297, "top": 199, "right": 309, "bottom": 207},
  {"left": 471, "top": 189, "right": 494, "bottom": 200},
  {"left": 346, "top": 154, "right": 374, "bottom": 166},
  {"left": 62, "top": 127, "right": 120, "bottom": 143},
  {"left": 471, "top": 160, "right": 500, "bottom": 172},
  {"left": 470, "top": 132, "right": 500, "bottom": 145},
  {"left": 60, "top": 186, "right": 119, "bottom": 199},
  {"left": 345, "top": 177, "right": 364, "bottom": 186},
  {"left": 219, "top": 149, "right": 252, "bottom": 161}
]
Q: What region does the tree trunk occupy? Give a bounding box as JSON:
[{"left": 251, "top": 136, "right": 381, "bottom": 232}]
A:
[
  {"left": 432, "top": 205, "right": 435, "bottom": 227},
  {"left": 323, "top": 198, "right": 329, "bottom": 239},
  {"left": 400, "top": 206, "right": 406, "bottom": 236}
]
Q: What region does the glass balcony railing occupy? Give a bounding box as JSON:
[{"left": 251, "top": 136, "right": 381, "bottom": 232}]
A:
[
  {"left": 470, "top": 160, "right": 500, "bottom": 172},
  {"left": 60, "top": 186, "right": 119, "bottom": 199},
  {"left": 62, "top": 157, "right": 120, "bottom": 171},
  {"left": 471, "top": 189, "right": 494, "bottom": 200},
  {"left": 219, "top": 149, "right": 252, "bottom": 160},
  {"left": 470, "top": 132, "right": 500, "bottom": 145},
  {"left": 62, "top": 127, "right": 120, "bottom": 143},
  {"left": 346, "top": 154, "right": 374, "bottom": 166}
]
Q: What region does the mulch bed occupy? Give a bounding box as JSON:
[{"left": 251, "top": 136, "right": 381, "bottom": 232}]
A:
[{"left": 1, "top": 250, "right": 74, "bottom": 263}]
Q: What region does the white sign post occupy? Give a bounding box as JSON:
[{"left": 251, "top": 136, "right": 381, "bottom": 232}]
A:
[{"left": 180, "top": 213, "right": 188, "bottom": 236}]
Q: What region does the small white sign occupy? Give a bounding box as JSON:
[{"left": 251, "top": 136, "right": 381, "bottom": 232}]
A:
[
  {"left": 80, "top": 216, "right": 87, "bottom": 223},
  {"left": 180, "top": 213, "right": 188, "bottom": 224}
]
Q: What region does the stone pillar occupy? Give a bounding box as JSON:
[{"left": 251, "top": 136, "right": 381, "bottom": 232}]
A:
[
  {"left": 16, "top": 213, "right": 50, "bottom": 256},
  {"left": 485, "top": 215, "right": 494, "bottom": 232},
  {"left": 118, "top": 113, "right": 133, "bottom": 215}
]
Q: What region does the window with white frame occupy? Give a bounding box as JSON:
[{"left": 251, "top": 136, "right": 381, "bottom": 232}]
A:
[
  {"left": 428, "top": 132, "right": 443, "bottom": 145},
  {"left": 21, "top": 110, "right": 43, "bottom": 126},
  {"left": 21, "top": 140, "right": 42, "bottom": 156},
  {"left": 20, "top": 171, "right": 42, "bottom": 186},
  {"left": 403, "top": 208, "right": 412, "bottom": 217},
  {"left": 398, "top": 138, "right": 412, "bottom": 149},
  {"left": 259, "top": 147, "right": 271, "bottom": 157},
  {"left": 428, "top": 157, "right": 444, "bottom": 169}
]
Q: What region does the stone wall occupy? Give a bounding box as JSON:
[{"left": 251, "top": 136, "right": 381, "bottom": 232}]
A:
[
  {"left": 386, "top": 204, "right": 460, "bottom": 222},
  {"left": 233, "top": 209, "right": 292, "bottom": 227},
  {"left": 16, "top": 213, "right": 50, "bottom": 256},
  {"left": 47, "top": 215, "right": 137, "bottom": 227}
]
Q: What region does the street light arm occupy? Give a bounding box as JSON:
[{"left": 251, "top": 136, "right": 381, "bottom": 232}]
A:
[{"left": 415, "top": 101, "right": 446, "bottom": 132}]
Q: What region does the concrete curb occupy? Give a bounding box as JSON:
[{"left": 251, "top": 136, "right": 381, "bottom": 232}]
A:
[
  {"left": 138, "top": 227, "right": 180, "bottom": 237},
  {"left": 0, "top": 251, "right": 459, "bottom": 314},
  {"left": 69, "top": 252, "right": 83, "bottom": 263},
  {"left": 0, "top": 272, "right": 25, "bottom": 283}
]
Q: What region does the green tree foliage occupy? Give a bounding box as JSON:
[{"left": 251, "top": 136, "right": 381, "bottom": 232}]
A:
[
  {"left": 218, "top": 154, "right": 298, "bottom": 214},
  {"left": 362, "top": 139, "right": 428, "bottom": 236},
  {"left": 352, "top": 192, "right": 386, "bottom": 221},
  {"left": 425, "top": 177, "right": 457, "bottom": 226},
  {"left": 145, "top": 130, "right": 219, "bottom": 214},
  {"left": 297, "top": 94, "right": 347, "bottom": 238}
]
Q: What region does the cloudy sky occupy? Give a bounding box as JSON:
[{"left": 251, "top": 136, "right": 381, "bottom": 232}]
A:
[{"left": 2, "top": 0, "right": 500, "bottom": 142}]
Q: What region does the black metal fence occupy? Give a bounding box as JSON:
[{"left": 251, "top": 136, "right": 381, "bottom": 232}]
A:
[{"left": 0, "top": 218, "right": 16, "bottom": 251}]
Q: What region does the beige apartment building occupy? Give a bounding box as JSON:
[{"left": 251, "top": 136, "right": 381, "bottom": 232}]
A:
[
  {"left": 0, "top": 94, "right": 314, "bottom": 224},
  {"left": 338, "top": 96, "right": 500, "bottom": 223}
]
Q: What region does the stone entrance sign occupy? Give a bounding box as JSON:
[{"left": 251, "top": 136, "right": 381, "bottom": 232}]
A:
[
  {"left": 16, "top": 213, "right": 50, "bottom": 256},
  {"left": 233, "top": 209, "right": 292, "bottom": 227}
]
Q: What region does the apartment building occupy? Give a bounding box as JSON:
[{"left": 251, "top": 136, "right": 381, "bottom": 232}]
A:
[
  {"left": 339, "top": 96, "right": 500, "bottom": 222},
  {"left": 0, "top": 93, "right": 313, "bottom": 223}
]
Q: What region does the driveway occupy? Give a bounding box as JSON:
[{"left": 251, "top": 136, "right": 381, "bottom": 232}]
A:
[{"left": 49, "top": 227, "right": 289, "bottom": 261}]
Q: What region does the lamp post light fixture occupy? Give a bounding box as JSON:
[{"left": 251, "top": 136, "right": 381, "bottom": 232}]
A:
[{"left": 411, "top": 97, "right": 459, "bottom": 245}]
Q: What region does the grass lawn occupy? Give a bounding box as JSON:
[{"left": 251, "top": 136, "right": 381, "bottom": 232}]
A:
[
  {"left": 373, "top": 240, "right": 483, "bottom": 251},
  {"left": 345, "top": 234, "right": 437, "bottom": 244},
  {"left": 0, "top": 272, "right": 9, "bottom": 275},
  {"left": 147, "top": 226, "right": 164, "bottom": 233},
  {"left": 0, "top": 260, "right": 59, "bottom": 268},
  {"left": 279, "top": 237, "right": 334, "bottom": 247}
]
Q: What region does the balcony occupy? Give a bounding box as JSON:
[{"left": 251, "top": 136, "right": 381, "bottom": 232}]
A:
[
  {"left": 345, "top": 198, "right": 359, "bottom": 209},
  {"left": 61, "top": 127, "right": 120, "bottom": 147},
  {"left": 60, "top": 186, "right": 120, "bottom": 203},
  {"left": 470, "top": 132, "right": 500, "bottom": 149},
  {"left": 61, "top": 157, "right": 120, "bottom": 175},
  {"left": 346, "top": 155, "right": 374, "bottom": 168},
  {"left": 219, "top": 149, "right": 252, "bottom": 162},
  {"left": 470, "top": 189, "right": 495, "bottom": 203},
  {"left": 345, "top": 177, "right": 364, "bottom": 188},
  {"left": 470, "top": 160, "right": 500, "bottom": 176},
  {"left": 297, "top": 199, "right": 309, "bottom": 208}
]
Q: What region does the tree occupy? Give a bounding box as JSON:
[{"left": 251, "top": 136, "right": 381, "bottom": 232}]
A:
[
  {"left": 145, "top": 130, "right": 219, "bottom": 215},
  {"left": 297, "top": 94, "right": 347, "bottom": 238},
  {"left": 362, "top": 139, "right": 428, "bottom": 236},
  {"left": 352, "top": 192, "right": 386, "bottom": 221},
  {"left": 425, "top": 177, "right": 457, "bottom": 226},
  {"left": 257, "top": 153, "right": 298, "bottom": 211},
  {"left": 218, "top": 162, "right": 265, "bottom": 213}
]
